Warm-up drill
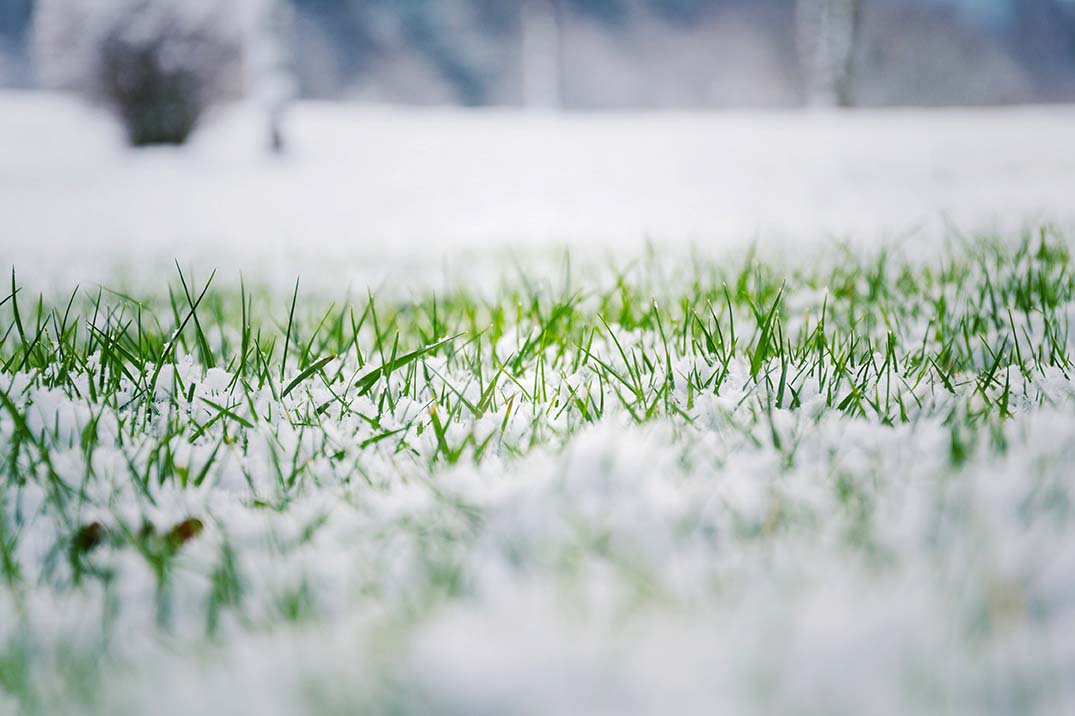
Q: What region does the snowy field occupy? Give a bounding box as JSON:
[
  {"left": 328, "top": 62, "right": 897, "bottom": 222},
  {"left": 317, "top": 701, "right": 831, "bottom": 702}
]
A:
[
  {"left": 4, "top": 90, "right": 1075, "bottom": 289},
  {"left": 4, "top": 92, "right": 1075, "bottom": 715}
]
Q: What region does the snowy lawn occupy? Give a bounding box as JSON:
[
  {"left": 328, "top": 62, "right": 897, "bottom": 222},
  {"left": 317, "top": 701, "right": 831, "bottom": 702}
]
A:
[
  {"left": 4, "top": 90, "right": 1075, "bottom": 289},
  {"left": 3, "top": 93, "right": 1075, "bottom": 715}
]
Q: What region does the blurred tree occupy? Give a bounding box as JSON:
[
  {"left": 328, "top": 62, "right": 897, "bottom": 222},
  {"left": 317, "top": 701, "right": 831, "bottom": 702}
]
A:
[
  {"left": 1011, "top": 0, "right": 1075, "bottom": 98},
  {"left": 16, "top": 0, "right": 1075, "bottom": 106},
  {"left": 520, "top": 0, "right": 562, "bottom": 107},
  {"left": 290, "top": 0, "right": 511, "bottom": 105},
  {"left": 854, "top": 1, "right": 1030, "bottom": 106},
  {"left": 246, "top": 0, "right": 297, "bottom": 152},
  {"left": 796, "top": 0, "right": 861, "bottom": 106},
  {"left": 34, "top": 0, "right": 293, "bottom": 146}
]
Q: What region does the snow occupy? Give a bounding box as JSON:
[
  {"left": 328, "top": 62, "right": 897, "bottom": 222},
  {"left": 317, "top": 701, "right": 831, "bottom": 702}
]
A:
[
  {"left": 3, "top": 90, "right": 1075, "bottom": 290},
  {"left": 4, "top": 90, "right": 1075, "bottom": 715},
  {"left": 9, "top": 396, "right": 1075, "bottom": 715}
]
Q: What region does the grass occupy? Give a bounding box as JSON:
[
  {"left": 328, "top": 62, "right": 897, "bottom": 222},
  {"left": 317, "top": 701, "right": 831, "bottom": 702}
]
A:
[{"left": 2, "top": 228, "right": 1075, "bottom": 714}]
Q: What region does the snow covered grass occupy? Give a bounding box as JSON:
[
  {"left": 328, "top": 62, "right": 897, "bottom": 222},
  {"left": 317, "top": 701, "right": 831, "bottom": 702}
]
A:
[{"left": 3, "top": 228, "right": 1075, "bottom": 714}]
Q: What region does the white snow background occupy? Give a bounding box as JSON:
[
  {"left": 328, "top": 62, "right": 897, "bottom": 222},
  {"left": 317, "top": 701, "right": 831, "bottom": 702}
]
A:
[
  {"left": 4, "top": 91, "right": 1075, "bottom": 291},
  {"left": 3, "top": 92, "right": 1075, "bottom": 716}
]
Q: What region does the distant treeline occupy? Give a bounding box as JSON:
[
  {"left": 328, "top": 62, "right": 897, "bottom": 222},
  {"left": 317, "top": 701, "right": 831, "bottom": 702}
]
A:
[{"left": 3, "top": 0, "right": 1075, "bottom": 106}]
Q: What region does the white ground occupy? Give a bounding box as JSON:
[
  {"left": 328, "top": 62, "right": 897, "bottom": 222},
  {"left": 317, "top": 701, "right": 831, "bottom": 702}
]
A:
[
  {"left": 3, "top": 90, "right": 1075, "bottom": 290},
  {"left": 4, "top": 92, "right": 1075, "bottom": 716}
]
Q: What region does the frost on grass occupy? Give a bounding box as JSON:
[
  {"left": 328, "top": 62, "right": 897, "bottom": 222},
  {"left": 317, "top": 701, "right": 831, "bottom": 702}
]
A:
[{"left": 3, "top": 230, "right": 1075, "bottom": 714}]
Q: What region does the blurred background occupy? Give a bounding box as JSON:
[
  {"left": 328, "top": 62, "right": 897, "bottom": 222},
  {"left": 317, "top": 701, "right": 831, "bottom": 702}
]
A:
[
  {"left": 4, "top": 0, "right": 1075, "bottom": 293},
  {"left": 2, "top": 0, "right": 1075, "bottom": 113}
]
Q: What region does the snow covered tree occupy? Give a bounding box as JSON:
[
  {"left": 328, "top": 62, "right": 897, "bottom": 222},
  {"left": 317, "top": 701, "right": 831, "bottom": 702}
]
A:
[
  {"left": 796, "top": 0, "right": 861, "bottom": 107},
  {"left": 242, "top": 0, "right": 297, "bottom": 152},
  {"left": 33, "top": 0, "right": 293, "bottom": 147},
  {"left": 33, "top": 0, "right": 243, "bottom": 145}
]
